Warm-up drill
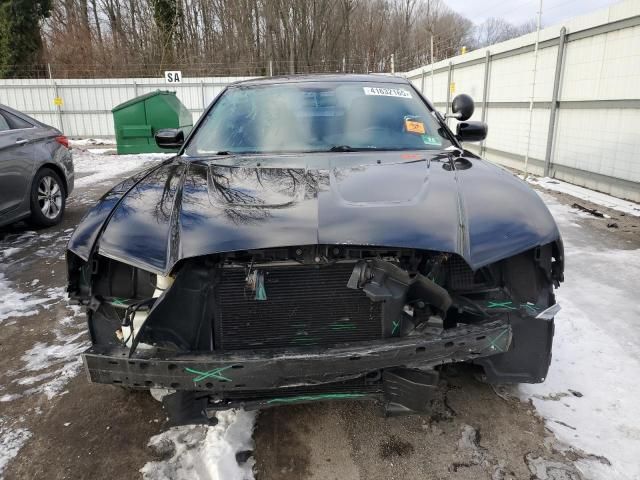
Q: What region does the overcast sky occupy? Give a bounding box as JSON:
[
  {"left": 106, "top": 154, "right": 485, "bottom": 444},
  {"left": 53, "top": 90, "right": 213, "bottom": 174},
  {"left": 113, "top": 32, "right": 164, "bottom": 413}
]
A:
[{"left": 445, "top": 0, "right": 621, "bottom": 27}]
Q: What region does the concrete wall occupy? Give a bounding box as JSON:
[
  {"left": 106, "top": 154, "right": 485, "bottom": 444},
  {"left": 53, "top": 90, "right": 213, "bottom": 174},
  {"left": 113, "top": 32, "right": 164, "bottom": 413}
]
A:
[{"left": 405, "top": 0, "right": 640, "bottom": 202}]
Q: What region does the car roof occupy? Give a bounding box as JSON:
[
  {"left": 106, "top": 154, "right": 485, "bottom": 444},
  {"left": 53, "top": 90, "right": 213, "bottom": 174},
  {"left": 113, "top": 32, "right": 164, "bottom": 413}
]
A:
[{"left": 230, "top": 73, "right": 411, "bottom": 87}]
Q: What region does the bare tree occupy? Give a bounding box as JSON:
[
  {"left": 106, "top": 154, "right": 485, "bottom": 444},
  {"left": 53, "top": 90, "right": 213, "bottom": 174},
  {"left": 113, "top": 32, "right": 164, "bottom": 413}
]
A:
[
  {"left": 474, "top": 17, "right": 537, "bottom": 48},
  {"left": 34, "top": 0, "right": 491, "bottom": 78}
]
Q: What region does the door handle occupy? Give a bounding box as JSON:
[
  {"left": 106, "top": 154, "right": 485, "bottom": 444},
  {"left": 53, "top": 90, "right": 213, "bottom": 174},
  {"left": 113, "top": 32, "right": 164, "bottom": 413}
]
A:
[{"left": 15, "top": 138, "right": 28, "bottom": 145}]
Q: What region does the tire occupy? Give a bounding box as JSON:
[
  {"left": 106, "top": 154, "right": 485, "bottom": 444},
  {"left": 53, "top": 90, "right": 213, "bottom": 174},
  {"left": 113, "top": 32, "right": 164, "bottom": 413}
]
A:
[{"left": 29, "top": 168, "right": 66, "bottom": 227}]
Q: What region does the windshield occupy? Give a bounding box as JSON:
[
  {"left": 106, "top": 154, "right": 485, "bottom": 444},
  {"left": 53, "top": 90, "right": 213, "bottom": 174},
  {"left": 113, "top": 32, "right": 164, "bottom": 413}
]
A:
[{"left": 185, "top": 81, "right": 452, "bottom": 156}]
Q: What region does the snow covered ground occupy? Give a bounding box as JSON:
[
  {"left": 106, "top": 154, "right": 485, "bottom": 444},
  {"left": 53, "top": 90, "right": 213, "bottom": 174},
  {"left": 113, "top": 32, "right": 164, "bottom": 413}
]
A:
[
  {"left": 0, "top": 418, "right": 31, "bottom": 477},
  {"left": 70, "top": 140, "right": 171, "bottom": 188},
  {"left": 69, "top": 138, "right": 113, "bottom": 147},
  {"left": 0, "top": 148, "right": 169, "bottom": 478},
  {"left": 526, "top": 176, "right": 640, "bottom": 217},
  {"left": 0, "top": 232, "right": 87, "bottom": 476},
  {"left": 518, "top": 193, "right": 640, "bottom": 480},
  {"left": 0, "top": 271, "right": 48, "bottom": 323},
  {"left": 141, "top": 410, "right": 256, "bottom": 480}
]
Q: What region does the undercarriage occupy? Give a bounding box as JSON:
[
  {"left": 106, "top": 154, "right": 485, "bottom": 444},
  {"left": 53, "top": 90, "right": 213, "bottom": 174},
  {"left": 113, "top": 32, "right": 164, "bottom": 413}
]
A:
[{"left": 68, "top": 243, "right": 562, "bottom": 422}]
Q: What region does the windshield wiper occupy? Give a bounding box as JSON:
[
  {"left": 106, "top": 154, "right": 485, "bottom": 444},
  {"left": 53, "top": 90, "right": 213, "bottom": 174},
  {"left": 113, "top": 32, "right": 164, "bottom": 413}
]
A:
[
  {"left": 329, "top": 145, "right": 383, "bottom": 152},
  {"left": 329, "top": 145, "right": 356, "bottom": 152}
]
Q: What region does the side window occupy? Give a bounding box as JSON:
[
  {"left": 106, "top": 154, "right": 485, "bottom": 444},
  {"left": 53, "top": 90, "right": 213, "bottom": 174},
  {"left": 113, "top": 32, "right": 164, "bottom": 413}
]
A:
[
  {"left": 0, "top": 110, "right": 33, "bottom": 131},
  {"left": 0, "top": 112, "right": 10, "bottom": 132}
]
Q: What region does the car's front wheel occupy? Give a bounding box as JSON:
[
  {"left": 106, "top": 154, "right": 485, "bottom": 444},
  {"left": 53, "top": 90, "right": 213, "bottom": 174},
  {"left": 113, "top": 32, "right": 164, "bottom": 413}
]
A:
[{"left": 30, "top": 168, "right": 66, "bottom": 227}]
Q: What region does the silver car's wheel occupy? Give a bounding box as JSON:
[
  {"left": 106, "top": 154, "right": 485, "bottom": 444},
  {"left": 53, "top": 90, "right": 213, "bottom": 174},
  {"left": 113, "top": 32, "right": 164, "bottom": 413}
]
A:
[
  {"left": 37, "top": 175, "right": 63, "bottom": 219},
  {"left": 29, "top": 167, "right": 66, "bottom": 227}
]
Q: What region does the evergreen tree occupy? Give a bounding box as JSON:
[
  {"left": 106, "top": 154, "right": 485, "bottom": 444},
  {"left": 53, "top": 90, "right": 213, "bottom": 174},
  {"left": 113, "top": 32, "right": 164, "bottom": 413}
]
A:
[
  {"left": 150, "top": 0, "right": 179, "bottom": 69},
  {"left": 0, "top": 0, "right": 51, "bottom": 78}
]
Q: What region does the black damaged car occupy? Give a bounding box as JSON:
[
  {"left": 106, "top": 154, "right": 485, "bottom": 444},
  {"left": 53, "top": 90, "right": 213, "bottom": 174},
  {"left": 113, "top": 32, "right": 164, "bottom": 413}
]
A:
[{"left": 67, "top": 74, "right": 564, "bottom": 422}]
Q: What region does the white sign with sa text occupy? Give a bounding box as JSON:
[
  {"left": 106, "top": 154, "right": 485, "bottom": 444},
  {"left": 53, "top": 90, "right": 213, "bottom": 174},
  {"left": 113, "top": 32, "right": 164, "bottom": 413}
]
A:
[{"left": 164, "top": 71, "right": 182, "bottom": 83}]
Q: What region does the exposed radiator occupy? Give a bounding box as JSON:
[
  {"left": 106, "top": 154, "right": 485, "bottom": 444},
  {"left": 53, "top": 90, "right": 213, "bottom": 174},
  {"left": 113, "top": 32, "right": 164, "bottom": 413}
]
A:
[
  {"left": 214, "top": 263, "right": 383, "bottom": 351},
  {"left": 446, "top": 255, "right": 485, "bottom": 291}
]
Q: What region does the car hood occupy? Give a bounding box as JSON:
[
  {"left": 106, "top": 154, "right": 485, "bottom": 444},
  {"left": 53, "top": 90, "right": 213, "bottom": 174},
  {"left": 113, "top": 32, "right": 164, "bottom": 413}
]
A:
[{"left": 68, "top": 151, "right": 561, "bottom": 275}]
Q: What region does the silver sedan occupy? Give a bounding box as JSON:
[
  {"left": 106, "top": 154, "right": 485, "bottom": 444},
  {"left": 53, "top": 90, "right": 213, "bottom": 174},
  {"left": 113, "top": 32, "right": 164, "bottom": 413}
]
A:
[{"left": 0, "top": 104, "right": 74, "bottom": 228}]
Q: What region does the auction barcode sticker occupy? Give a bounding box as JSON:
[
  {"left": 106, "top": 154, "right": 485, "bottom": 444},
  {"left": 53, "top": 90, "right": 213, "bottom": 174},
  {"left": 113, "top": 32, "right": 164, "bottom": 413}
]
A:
[{"left": 363, "top": 87, "right": 412, "bottom": 98}]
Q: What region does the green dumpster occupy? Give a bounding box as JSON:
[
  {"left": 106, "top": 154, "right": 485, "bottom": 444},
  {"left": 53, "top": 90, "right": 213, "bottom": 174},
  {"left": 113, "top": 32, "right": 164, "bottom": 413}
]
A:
[{"left": 112, "top": 90, "right": 192, "bottom": 154}]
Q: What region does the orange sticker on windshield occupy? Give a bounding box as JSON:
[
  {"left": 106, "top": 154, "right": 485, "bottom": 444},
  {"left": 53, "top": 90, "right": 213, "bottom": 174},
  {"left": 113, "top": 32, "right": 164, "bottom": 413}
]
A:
[{"left": 405, "top": 119, "right": 425, "bottom": 134}]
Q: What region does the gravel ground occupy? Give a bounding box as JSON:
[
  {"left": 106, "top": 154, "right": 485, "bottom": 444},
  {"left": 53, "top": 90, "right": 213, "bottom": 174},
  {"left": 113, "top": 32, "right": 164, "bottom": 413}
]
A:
[{"left": 1, "top": 150, "right": 637, "bottom": 480}]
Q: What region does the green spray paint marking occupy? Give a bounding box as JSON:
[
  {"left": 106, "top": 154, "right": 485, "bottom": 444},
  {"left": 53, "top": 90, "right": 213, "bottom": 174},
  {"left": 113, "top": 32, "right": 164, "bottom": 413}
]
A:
[
  {"left": 331, "top": 321, "right": 357, "bottom": 331},
  {"left": 487, "top": 329, "right": 509, "bottom": 353},
  {"left": 291, "top": 337, "right": 320, "bottom": 344},
  {"left": 391, "top": 320, "right": 400, "bottom": 335},
  {"left": 487, "top": 301, "right": 517, "bottom": 310},
  {"left": 255, "top": 281, "right": 267, "bottom": 300},
  {"left": 487, "top": 301, "right": 539, "bottom": 314},
  {"left": 266, "top": 393, "right": 367, "bottom": 404},
  {"left": 520, "top": 302, "right": 539, "bottom": 314},
  {"left": 184, "top": 366, "right": 234, "bottom": 383}
]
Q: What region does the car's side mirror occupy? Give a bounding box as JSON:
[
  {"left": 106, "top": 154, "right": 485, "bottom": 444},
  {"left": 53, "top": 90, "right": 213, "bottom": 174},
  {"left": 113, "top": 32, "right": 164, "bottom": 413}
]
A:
[
  {"left": 449, "top": 94, "right": 475, "bottom": 121},
  {"left": 155, "top": 128, "right": 184, "bottom": 149},
  {"left": 456, "top": 121, "right": 488, "bottom": 142}
]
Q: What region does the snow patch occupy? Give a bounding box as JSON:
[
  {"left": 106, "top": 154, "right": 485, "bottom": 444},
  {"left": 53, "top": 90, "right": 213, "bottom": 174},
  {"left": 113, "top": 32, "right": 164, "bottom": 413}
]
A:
[
  {"left": 0, "top": 394, "right": 20, "bottom": 403},
  {"left": 0, "top": 273, "right": 48, "bottom": 323},
  {"left": 86, "top": 148, "right": 117, "bottom": 155},
  {"left": 14, "top": 371, "right": 57, "bottom": 386},
  {"left": 519, "top": 194, "right": 640, "bottom": 480},
  {"left": 525, "top": 454, "right": 582, "bottom": 480},
  {"left": 0, "top": 247, "right": 21, "bottom": 258},
  {"left": 21, "top": 330, "right": 85, "bottom": 370},
  {"left": 69, "top": 138, "right": 113, "bottom": 147},
  {"left": 18, "top": 330, "right": 88, "bottom": 400},
  {"left": 141, "top": 410, "right": 256, "bottom": 480},
  {"left": 73, "top": 149, "right": 170, "bottom": 187},
  {"left": 0, "top": 282, "right": 68, "bottom": 325},
  {"left": 527, "top": 176, "right": 640, "bottom": 217},
  {"left": 0, "top": 248, "right": 87, "bottom": 400},
  {"left": 0, "top": 418, "right": 32, "bottom": 477}
]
